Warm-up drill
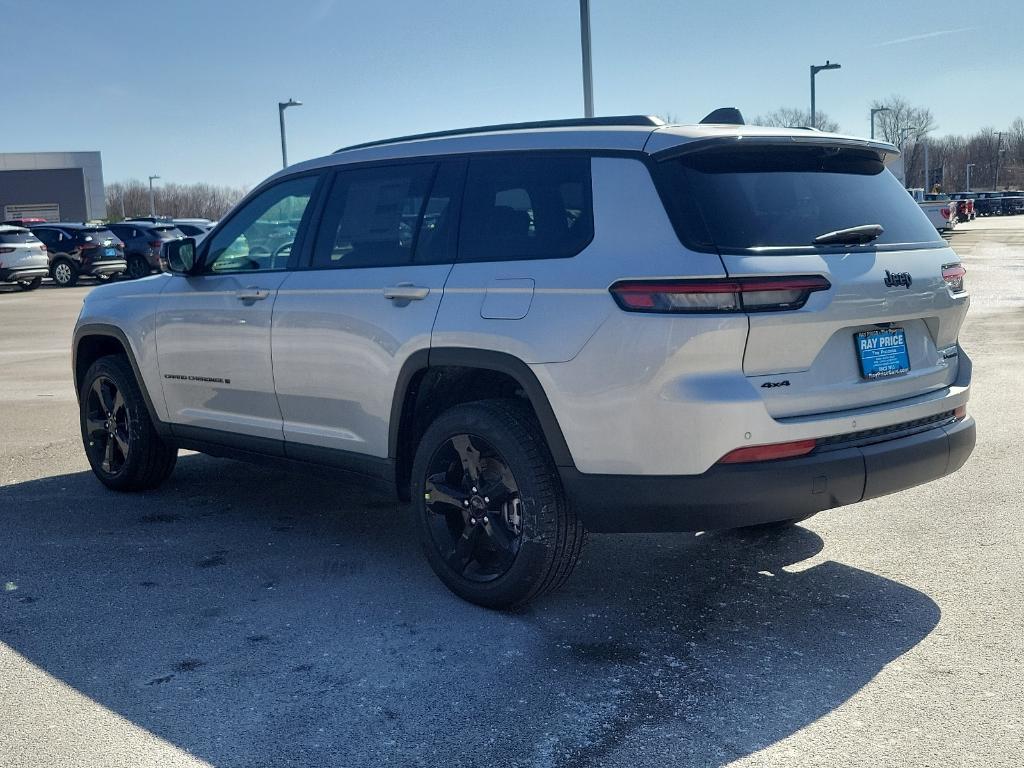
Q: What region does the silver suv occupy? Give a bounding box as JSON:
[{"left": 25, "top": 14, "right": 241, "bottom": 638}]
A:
[{"left": 72, "top": 113, "right": 975, "bottom": 608}]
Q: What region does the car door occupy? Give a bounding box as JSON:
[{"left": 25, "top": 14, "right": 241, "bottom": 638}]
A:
[
  {"left": 271, "top": 160, "right": 462, "bottom": 461},
  {"left": 154, "top": 172, "right": 322, "bottom": 448}
]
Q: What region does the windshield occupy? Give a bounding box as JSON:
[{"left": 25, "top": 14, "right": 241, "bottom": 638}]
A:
[
  {"left": 0, "top": 230, "right": 39, "bottom": 244},
  {"left": 656, "top": 145, "right": 944, "bottom": 252}
]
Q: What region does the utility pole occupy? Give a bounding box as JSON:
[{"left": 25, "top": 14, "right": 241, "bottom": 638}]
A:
[
  {"left": 579, "top": 0, "right": 594, "bottom": 118},
  {"left": 870, "top": 107, "right": 890, "bottom": 140},
  {"left": 148, "top": 175, "right": 160, "bottom": 217},
  {"left": 966, "top": 163, "right": 975, "bottom": 192},
  {"left": 809, "top": 61, "right": 840, "bottom": 128},
  {"left": 923, "top": 138, "right": 929, "bottom": 190},
  {"left": 994, "top": 131, "right": 1005, "bottom": 189}
]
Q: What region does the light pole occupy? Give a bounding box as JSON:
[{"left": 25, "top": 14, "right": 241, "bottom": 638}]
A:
[
  {"left": 579, "top": 0, "right": 594, "bottom": 118},
  {"left": 966, "top": 163, "right": 975, "bottom": 192},
  {"left": 870, "top": 107, "right": 890, "bottom": 140},
  {"left": 810, "top": 60, "right": 840, "bottom": 128},
  {"left": 994, "top": 131, "right": 1005, "bottom": 189},
  {"left": 148, "top": 175, "right": 160, "bottom": 217},
  {"left": 278, "top": 98, "right": 302, "bottom": 169}
]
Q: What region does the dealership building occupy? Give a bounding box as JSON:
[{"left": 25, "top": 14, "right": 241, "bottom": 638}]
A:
[{"left": 0, "top": 151, "right": 106, "bottom": 222}]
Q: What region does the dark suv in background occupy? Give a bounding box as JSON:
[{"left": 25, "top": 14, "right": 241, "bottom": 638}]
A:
[
  {"left": 29, "top": 224, "right": 127, "bottom": 287},
  {"left": 109, "top": 221, "right": 185, "bottom": 278}
]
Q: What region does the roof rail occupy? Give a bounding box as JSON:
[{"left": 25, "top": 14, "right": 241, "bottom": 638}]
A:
[{"left": 335, "top": 115, "right": 666, "bottom": 153}]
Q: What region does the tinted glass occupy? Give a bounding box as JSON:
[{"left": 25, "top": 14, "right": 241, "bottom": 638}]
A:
[
  {"left": 312, "top": 163, "right": 435, "bottom": 269},
  {"left": 0, "top": 230, "right": 39, "bottom": 244},
  {"left": 78, "top": 228, "right": 117, "bottom": 243},
  {"left": 414, "top": 162, "right": 462, "bottom": 264},
  {"left": 150, "top": 226, "right": 183, "bottom": 237},
  {"left": 459, "top": 155, "right": 593, "bottom": 262},
  {"left": 32, "top": 229, "right": 58, "bottom": 246},
  {"left": 205, "top": 175, "right": 317, "bottom": 273},
  {"left": 657, "top": 146, "right": 944, "bottom": 252},
  {"left": 176, "top": 224, "right": 203, "bottom": 236}
]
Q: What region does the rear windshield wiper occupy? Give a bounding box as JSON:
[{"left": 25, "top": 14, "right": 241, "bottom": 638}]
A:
[{"left": 812, "top": 224, "right": 884, "bottom": 246}]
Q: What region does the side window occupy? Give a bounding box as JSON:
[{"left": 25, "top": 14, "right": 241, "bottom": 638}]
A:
[
  {"left": 459, "top": 155, "right": 594, "bottom": 262},
  {"left": 311, "top": 163, "right": 435, "bottom": 269},
  {"left": 414, "top": 162, "right": 463, "bottom": 264},
  {"left": 34, "top": 229, "right": 56, "bottom": 248},
  {"left": 204, "top": 175, "right": 318, "bottom": 274}
]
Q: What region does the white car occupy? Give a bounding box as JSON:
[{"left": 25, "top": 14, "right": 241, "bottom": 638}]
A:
[
  {"left": 71, "top": 112, "right": 975, "bottom": 608},
  {"left": 0, "top": 225, "right": 49, "bottom": 290}
]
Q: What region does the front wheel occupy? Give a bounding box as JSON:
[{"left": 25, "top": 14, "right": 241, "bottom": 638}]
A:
[
  {"left": 411, "top": 400, "right": 585, "bottom": 609},
  {"left": 17, "top": 277, "right": 42, "bottom": 291},
  {"left": 80, "top": 354, "right": 177, "bottom": 491}
]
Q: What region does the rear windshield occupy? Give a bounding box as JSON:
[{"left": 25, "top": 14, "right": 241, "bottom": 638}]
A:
[
  {"left": 150, "top": 226, "right": 184, "bottom": 237},
  {"left": 655, "top": 145, "right": 944, "bottom": 252},
  {"left": 0, "top": 230, "right": 40, "bottom": 244},
  {"left": 79, "top": 228, "right": 117, "bottom": 241}
]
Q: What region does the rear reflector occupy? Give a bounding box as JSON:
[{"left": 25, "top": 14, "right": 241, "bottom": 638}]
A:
[
  {"left": 718, "top": 439, "right": 817, "bottom": 464},
  {"left": 942, "top": 263, "right": 966, "bottom": 293},
  {"left": 610, "top": 276, "right": 831, "bottom": 314}
]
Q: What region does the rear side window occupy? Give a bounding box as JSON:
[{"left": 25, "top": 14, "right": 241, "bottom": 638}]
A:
[
  {"left": 459, "top": 155, "right": 593, "bottom": 262},
  {"left": 312, "top": 163, "right": 436, "bottom": 269},
  {"left": 655, "top": 146, "right": 944, "bottom": 252},
  {"left": 0, "top": 230, "right": 39, "bottom": 244}
]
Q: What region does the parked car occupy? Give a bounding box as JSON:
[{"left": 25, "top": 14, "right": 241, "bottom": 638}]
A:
[
  {"left": 3, "top": 217, "right": 48, "bottom": 227},
  {"left": 29, "top": 223, "right": 127, "bottom": 286},
  {"left": 72, "top": 113, "right": 974, "bottom": 608},
  {"left": 0, "top": 225, "right": 49, "bottom": 290},
  {"left": 109, "top": 221, "right": 186, "bottom": 278},
  {"left": 170, "top": 218, "right": 216, "bottom": 238},
  {"left": 909, "top": 188, "right": 954, "bottom": 231},
  {"left": 997, "top": 191, "right": 1024, "bottom": 215},
  {"left": 948, "top": 193, "right": 975, "bottom": 221},
  {"left": 972, "top": 192, "right": 1005, "bottom": 216}
]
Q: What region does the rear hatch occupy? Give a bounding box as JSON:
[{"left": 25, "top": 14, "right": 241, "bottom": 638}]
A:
[
  {"left": 76, "top": 227, "right": 124, "bottom": 265},
  {"left": 654, "top": 140, "right": 969, "bottom": 418},
  {"left": 0, "top": 228, "right": 48, "bottom": 269}
]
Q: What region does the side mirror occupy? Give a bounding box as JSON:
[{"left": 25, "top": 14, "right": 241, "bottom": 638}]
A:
[{"left": 166, "top": 237, "right": 198, "bottom": 274}]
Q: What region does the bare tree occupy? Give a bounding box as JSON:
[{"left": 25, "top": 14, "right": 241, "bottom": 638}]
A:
[
  {"left": 105, "top": 179, "right": 247, "bottom": 222},
  {"left": 752, "top": 107, "right": 839, "bottom": 133}
]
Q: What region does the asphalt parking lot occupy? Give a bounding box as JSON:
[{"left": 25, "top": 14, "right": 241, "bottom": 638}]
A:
[{"left": 1, "top": 218, "right": 1022, "bottom": 768}]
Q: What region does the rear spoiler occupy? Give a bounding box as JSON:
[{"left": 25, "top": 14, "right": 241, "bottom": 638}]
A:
[{"left": 651, "top": 135, "right": 901, "bottom": 166}]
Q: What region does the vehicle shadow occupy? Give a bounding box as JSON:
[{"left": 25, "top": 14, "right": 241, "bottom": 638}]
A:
[{"left": 1, "top": 455, "right": 939, "bottom": 767}]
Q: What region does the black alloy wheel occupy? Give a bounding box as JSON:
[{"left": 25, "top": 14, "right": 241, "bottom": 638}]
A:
[
  {"left": 127, "top": 255, "right": 150, "bottom": 279},
  {"left": 423, "top": 433, "right": 523, "bottom": 583},
  {"left": 84, "top": 376, "right": 131, "bottom": 476}
]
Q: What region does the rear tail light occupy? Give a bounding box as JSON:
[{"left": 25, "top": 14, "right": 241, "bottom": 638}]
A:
[
  {"left": 940, "top": 207, "right": 951, "bottom": 220},
  {"left": 149, "top": 240, "right": 163, "bottom": 249},
  {"left": 942, "top": 263, "right": 966, "bottom": 293},
  {"left": 79, "top": 241, "right": 99, "bottom": 250},
  {"left": 610, "top": 276, "right": 831, "bottom": 314},
  {"left": 718, "top": 439, "right": 818, "bottom": 464}
]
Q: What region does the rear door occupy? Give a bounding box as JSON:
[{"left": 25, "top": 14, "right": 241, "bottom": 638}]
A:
[
  {"left": 271, "top": 160, "right": 462, "bottom": 460},
  {"left": 656, "top": 142, "right": 969, "bottom": 418}
]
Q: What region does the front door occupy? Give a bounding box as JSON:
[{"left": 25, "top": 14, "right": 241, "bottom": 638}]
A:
[
  {"left": 154, "top": 173, "right": 321, "bottom": 444},
  {"left": 272, "top": 161, "right": 462, "bottom": 459}
]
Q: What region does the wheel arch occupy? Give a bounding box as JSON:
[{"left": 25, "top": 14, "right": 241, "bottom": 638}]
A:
[
  {"left": 73, "top": 323, "right": 170, "bottom": 437},
  {"left": 389, "top": 348, "right": 576, "bottom": 501}
]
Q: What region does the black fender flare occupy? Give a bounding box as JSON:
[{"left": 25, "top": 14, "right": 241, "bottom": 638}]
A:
[{"left": 388, "top": 347, "right": 576, "bottom": 468}]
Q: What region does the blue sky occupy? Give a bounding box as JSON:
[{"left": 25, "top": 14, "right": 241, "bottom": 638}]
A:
[{"left": 4, "top": 0, "right": 1022, "bottom": 188}]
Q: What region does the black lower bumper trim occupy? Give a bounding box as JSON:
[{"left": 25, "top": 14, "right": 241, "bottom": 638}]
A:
[{"left": 560, "top": 417, "right": 976, "bottom": 533}]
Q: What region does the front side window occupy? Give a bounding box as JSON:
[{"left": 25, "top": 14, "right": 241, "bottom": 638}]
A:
[
  {"left": 459, "top": 155, "right": 594, "bottom": 262},
  {"left": 311, "top": 163, "right": 436, "bottom": 269},
  {"left": 204, "top": 175, "right": 318, "bottom": 273}
]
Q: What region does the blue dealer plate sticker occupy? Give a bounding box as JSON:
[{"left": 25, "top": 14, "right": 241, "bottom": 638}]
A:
[
  {"left": 104, "top": 248, "right": 117, "bottom": 257},
  {"left": 856, "top": 328, "right": 910, "bottom": 379}
]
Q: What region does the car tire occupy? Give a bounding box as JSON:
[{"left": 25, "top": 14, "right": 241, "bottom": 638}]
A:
[
  {"left": 17, "top": 277, "right": 43, "bottom": 291},
  {"left": 127, "top": 255, "right": 151, "bottom": 280},
  {"left": 411, "top": 399, "right": 585, "bottom": 609},
  {"left": 51, "top": 259, "right": 78, "bottom": 287},
  {"left": 79, "top": 354, "right": 177, "bottom": 492}
]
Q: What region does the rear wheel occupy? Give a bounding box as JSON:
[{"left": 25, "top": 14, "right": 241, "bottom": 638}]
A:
[
  {"left": 127, "top": 255, "right": 151, "bottom": 279},
  {"left": 51, "top": 259, "right": 78, "bottom": 287},
  {"left": 17, "top": 277, "right": 42, "bottom": 291},
  {"left": 80, "top": 355, "right": 177, "bottom": 491},
  {"left": 412, "top": 399, "right": 584, "bottom": 609}
]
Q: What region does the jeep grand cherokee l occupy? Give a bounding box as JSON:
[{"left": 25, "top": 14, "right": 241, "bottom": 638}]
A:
[{"left": 71, "top": 113, "right": 975, "bottom": 608}]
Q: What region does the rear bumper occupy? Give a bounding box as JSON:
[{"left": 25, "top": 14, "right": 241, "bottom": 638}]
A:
[
  {"left": 560, "top": 416, "right": 976, "bottom": 533},
  {"left": 87, "top": 259, "right": 127, "bottom": 276},
  {"left": 0, "top": 266, "right": 49, "bottom": 283}
]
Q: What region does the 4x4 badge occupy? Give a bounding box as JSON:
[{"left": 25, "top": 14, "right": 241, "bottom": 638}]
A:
[{"left": 883, "top": 270, "right": 913, "bottom": 289}]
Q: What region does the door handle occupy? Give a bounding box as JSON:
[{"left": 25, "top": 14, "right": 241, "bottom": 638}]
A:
[
  {"left": 383, "top": 284, "right": 430, "bottom": 301},
  {"left": 235, "top": 287, "right": 271, "bottom": 302}
]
